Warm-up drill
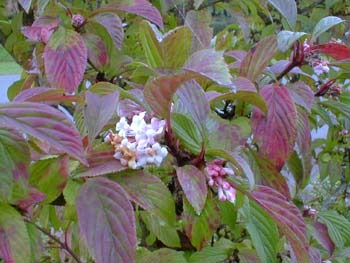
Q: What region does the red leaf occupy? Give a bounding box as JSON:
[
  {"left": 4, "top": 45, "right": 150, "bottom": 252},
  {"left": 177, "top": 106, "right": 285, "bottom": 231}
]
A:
[
  {"left": 310, "top": 43, "right": 350, "bottom": 60},
  {"left": 21, "top": 16, "right": 60, "bottom": 43},
  {"left": 251, "top": 186, "right": 311, "bottom": 263},
  {"left": 84, "top": 91, "right": 119, "bottom": 143},
  {"left": 77, "top": 177, "right": 136, "bottom": 263},
  {"left": 313, "top": 222, "right": 335, "bottom": 255},
  {"left": 83, "top": 33, "right": 109, "bottom": 70},
  {"left": 240, "top": 36, "right": 278, "bottom": 81},
  {"left": 109, "top": 0, "right": 163, "bottom": 29},
  {"left": 287, "top": 81, "right": 314, "bottom": 113},
  {"left": 94, "top": 12, "right": 124, "bottom": 49},
  {"left": 13, "top": 87, "right": 78, "bottom": 104},
  {"left": 0, "top": 102, "right": 87, "bottom": 166},
  {"left": 252, "top": 84, "right": 297, "bottom": 169},
  {"left": 176, "top": 165, "right": 208, "bottom": 215},
  {"left": 43, "top": 27, "right": 87, "bottom": 93}
]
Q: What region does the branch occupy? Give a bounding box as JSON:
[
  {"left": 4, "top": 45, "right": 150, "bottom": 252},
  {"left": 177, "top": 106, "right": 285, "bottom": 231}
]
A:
[{"left": 24, "top": 218, "right": 82, "bottom": 263}]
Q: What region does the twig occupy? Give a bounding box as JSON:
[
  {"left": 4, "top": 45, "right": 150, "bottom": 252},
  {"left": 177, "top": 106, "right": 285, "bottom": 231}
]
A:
[{"left": 24, "top": 218, "right": 82, "bottom": 263}]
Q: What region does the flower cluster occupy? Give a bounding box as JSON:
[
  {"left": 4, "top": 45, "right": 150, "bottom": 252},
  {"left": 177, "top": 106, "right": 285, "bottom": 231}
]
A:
[
  {"left": 206, "top": 159, "right": 236, "bottom": 203},
  {"left": 106, "top": 112, "right": 168, "bottom": 169},
  {"left": 303, "top": 40, "right": 330, "bottom": 76}
]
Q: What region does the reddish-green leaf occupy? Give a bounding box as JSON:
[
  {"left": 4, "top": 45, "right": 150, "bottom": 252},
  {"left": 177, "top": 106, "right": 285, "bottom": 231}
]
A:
[
  {"left": 239, "top": 249, "right": 262, "bottom": 263},
  {"left": 84, "top": 91, "right": 119, "bottom": 143},
  {"left": 310, "top": 43, "right": 350, "bottom": 60},
  {"left": 176, "top": 165, "right": 207, "bottom": 215},
  {"left": 287, "top": 82, "right": 314, "bottom": 113},
  {"left": 29, "top": 155, "right": 69, "bottom": 203},
  {"left": 140, "top": 248, "right": 187, "bottom": 263},
  {"left": 189, "top": 238, "right": 234, "bottom": 263},
  {"left": 13, "top": 87, "right": 78, "bottom": 104},
  {"left": 77, "top": 177, "right": 136, "bottom": 263},
  {"left": 94, "top": 12, "right": 124, "bottom": 49},
  {"left": 0, "top": 203, "right": 30, "bottom": 263},
  {"left": 267, "top": 0, "right": 297, "bottom": 27},
  {"left": 0, "top": 128, "right": 30, "bottom": 201},
  {"left": 185, "top": 10, "right": 213, "bottom": 53},
  {"left": 112, "top": 170, "right": 176, "bottom": 226},
  {"left": 74, "top": 143, "right": 125, "bottom": 178},
  {"left": 43, "top": 27, "right": 87, "bottom": 93},
  {"left": 250, "top": 186, "right": 311, "bottom": 263},
  {"left": 0, "top": 102, "right": 87, "bottom": 165},
  {"left": 240, "top": 36, "right": 278, "bottom": 82},
  {"left": 182, "top": 193, "right": 221, "bottom": 249},
  {"left": 183, "top": 49, "right": 232, "bottom": 86},
  {"left": 232, "top": 77, "right": 257, "bottom": 92},
  {"left": 312, "top": 221, "right": 335, "bottom": 255},
  {"left": 108, "top": 0, "right": 163, "bottom": 29},
  {"left": 144, "top": 74, "right": 193, "bottom": 117},
  {"left": 21, "top": 16, "right": 60, "bottom": 42},
  {"left": 252, "top": 84, "right": 297, "bottom": 170},
  {"left": 83, "top": 32, "right": 109, "bottom": 70}
]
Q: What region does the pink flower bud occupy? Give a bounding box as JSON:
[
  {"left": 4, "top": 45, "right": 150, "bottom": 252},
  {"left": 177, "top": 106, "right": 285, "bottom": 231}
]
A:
[
  {"left": 218, "top": 187, "right": 226, "bottom": 201},
  {"left": 72, "top": 14, "right": 85, "bottom": 28},
  {"left": 224, "top": 187, "right": 236, "bottom": 203}
]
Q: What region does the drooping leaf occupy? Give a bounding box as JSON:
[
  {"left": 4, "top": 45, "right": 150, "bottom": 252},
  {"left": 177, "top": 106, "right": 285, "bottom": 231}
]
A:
[
  {"left": 277, "top": 31, "right": 306, "bottom": 53},
  {"left": 73, "top": 142, "right": 125, "bottom": 178},
  {"left": 0, "top": 102, "right": 87, "bottom": 165},
  {"left": 182, "top": 193, "right": 221, "bottom": 249},
  {"left": 29, "top": 155, "right": 69, "bottom": 203},
  {"left": 94, "top": 12, "right": 124, "bottom": 49},
  {"left": 84, "top": 91, "right": 119, "bottom": 143},
  {"left": 250, "top": 186, "right": 311, "bottom": 263},
  {"left": 77, "top": 177, "right": 136, "bottom": 263},
  {"left": 140, "top": 211, "right": 180, "bottom": 248},
  {"left": 240, "top": 36, "right": 278, "bottom": 81},
  {"left": 185, "top": 10, "right": 213, "bottom": 53},
  {"left": 310, "top": 43, "right": 350, "bottom": 60},
  {"left": 171, "top": 113, "right": 203, "bottom": 154},
  {"left": 312, "top": 221, "right": 335, "bottom": 255},
  {"left": 13, "top": 87, "right": 78, "bottom": 104},
  {"left": 209, "top": 91, "right": 267, "bottom": 115},
  {"left": 0, "top": 128, "right": 30, "bottom": 201},
  {"left": 108, "top": 0, "right": 163, "bottom": 29},
  {"left": 312, "top": 16, "right": 344, "bottom": 40},
  {"left": 140, "top": 248, "right": 187, "bottom": 263},
  {"left": 43, "top": 27, "right": 87, "bottom": 93},
  {"left": 287, "top": 81, "right": 314, "bottom": 113},
  {"left": 175, "top": 80, "right": 210, "bottom": 138},
  {"left": 144, "top": 74, "right": 193, "bottom": 117},
  {"left": 241, "top": 199, "right": 279, "bottom": 263},
  {"left": 252, "top": 84, "right": 297, "bottom": 170},
  {"left": 317, "top": 210, "right": 350, "bottom": 249},
  {"left": 189, "top": 238, "right": 234, "bottom": 263},
  {"left": 183, "top": 49, "right": 232, "bottom": 86},
  {"left": 0, "top": 203, "right": 30, "bottom": 263},
  {"left": 176, "top": 165, "right": 207, "bottom": 215},
  {"left": 83, "top": 32, "right": 109, "bottom": 70},
  {"left": 267, "top": 0, "right": 297, "bottom": 27},
  {"left": 112, "top": 170, "right": 176, "bottom": 226}
]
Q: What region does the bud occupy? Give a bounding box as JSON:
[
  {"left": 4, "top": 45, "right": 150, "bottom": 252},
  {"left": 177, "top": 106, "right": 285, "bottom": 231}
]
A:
[{"left": 72, "top": 14, "right": 85, "bottom": 29}]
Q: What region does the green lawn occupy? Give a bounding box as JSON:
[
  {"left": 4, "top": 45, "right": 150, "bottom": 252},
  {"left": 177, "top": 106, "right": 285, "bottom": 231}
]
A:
[{"left": 0, "top": 44, "right": 22, "bottom": 75}]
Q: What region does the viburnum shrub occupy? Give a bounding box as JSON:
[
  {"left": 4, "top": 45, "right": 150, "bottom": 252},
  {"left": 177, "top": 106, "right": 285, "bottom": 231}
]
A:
[{"left": 0, "top": 0, "right": 350, "bottom": 263}]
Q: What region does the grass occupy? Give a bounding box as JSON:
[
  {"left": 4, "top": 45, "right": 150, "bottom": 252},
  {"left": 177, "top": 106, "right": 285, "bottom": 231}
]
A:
[{"left": 0, "top": 44, "right": 22, "bottom": 75}]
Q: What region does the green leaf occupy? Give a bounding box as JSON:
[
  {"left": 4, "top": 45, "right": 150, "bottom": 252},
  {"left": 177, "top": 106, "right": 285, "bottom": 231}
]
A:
[
  {"left": 0, "top": 129, "right": 30, "bottom": 202},
  {"left": 171, "top": 113, "right": 203, "bottom": 155},
  {"left": 29, "top": 155, "right": 69, "bottom": 204},
  {"left": 210, "top": 91, "right": 267, "bottom": 115},
  {"left": 176, "top": 165, "right": 207, "bottom": 215},
  {"left": 139, "top": 21, "right": 162, "bottom": 68},
  {"left": 182, "top": 193, "right": 221, "bottom": 249},
  {"left": 111, "top": 170, "right": 176, "bottom": 226},
  {"left": 0, "top": 203, "right": 30, "bottom": 263},
  {"left": 312, "top": 16, "right": 345, "bottom": 40},
  {"left": 77, "top": 177, "right": 137, "bottom": 263},
  {"left": 63, "top": 178, "right": 82, "bottom": 205},
  {"left": 277, "top": 31, "right": 306, "bottom": 53},
  {"left": 139, "top": 248, "right": 187, "bottom": 263},
  {"left": 267, "top": 0, "right": 297, "bottom": 28},
  {"left": 140, "top": 211, "right": 180, "bottom": 248},
  {"left": 189, "top": 238, "right": 234, "bottom": 263},
  {"left": 241, "top": 199, "right": 278, "bottom": 263},
  {"left": 317, "top": 210, "right": 350, "bottom": 248}
]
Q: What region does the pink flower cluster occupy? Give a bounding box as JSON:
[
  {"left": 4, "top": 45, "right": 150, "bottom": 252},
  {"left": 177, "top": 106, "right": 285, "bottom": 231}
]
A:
[
  {"left": 303, "top": 40, "right": 330, "bottom": 76},
  {"left": 106, "top": 112, "right": 168, "bottom": 169},
  {"left": 206, "top": 159, "right": 236, "bottom": 203}
]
